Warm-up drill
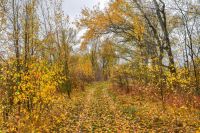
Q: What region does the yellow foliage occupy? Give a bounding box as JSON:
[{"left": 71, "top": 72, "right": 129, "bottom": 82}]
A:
[
  {"left": 79, "top": 0, "right": 145, "bottom": 49},
  {"left": 11, "top": 60, "right": 65, "bottom": 105},
  {"left": 75, "top": 56, "right": 94, "bottom": 80},
  {"left": 133, "top": 16, "right": 145, "bottom": 41},
  {"left": 165, "top": 68, "right": 191, "bottom": 91}
]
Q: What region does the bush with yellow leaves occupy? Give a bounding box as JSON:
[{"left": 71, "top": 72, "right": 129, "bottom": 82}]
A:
[
  {"left": 0, "top": 60, "right": 66, "bottom": 132},
  {"left": 70, "top": 55, "right": 94, "bottom": 91}
]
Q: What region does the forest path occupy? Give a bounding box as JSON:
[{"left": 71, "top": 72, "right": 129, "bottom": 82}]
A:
[
  {"left": 62, "top": 82, "right": 198, "bottom": 133},
  {"left": 73, "top": 82, "right": 135, "bottom": 132}
]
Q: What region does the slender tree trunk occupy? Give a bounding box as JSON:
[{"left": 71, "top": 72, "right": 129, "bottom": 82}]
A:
[{"left": 153, "top": 0, "right": 176, "bottom": 74}]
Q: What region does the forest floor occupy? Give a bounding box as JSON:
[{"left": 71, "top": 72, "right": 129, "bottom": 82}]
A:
[
  {"left": 52, "top": 82, "right": 199, "bottom": 132},
  {"left": 1, "top": 82, "right": 200, "bottom": 132}
]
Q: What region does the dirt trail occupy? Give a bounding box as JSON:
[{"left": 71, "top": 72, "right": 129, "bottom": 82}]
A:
[
  {"left": 72, "top": 83, "right": 199, "bottom": 133},
  {"left": 73, "top": 83, "right": 134, "bottom": 132}
]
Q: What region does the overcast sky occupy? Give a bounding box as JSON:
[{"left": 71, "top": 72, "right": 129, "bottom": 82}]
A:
[{"left": 62, "top": 0, "right": 109, "bottom": 21}]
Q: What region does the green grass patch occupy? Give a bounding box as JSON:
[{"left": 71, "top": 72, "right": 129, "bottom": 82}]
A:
[{"left": 121, "top": 105, "right": 137, "bottom": 116}]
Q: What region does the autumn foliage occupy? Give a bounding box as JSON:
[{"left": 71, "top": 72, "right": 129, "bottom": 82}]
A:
[{"left": 0, "top": 0, "right": 200, "bottom": 132}]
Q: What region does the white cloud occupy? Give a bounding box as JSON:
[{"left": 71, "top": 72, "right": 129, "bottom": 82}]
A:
[{"left": 62, "top": 0, "right": 109, "bottom": 21}]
